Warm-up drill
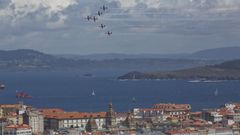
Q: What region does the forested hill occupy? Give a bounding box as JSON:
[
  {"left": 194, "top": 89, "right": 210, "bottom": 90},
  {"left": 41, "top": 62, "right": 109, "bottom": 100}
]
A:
[
  {"left": 0, "top": 49, "right": 219, "bottom": 72},
  {"left": 118, "top": 60, "right": 240, "bottom": 80}
]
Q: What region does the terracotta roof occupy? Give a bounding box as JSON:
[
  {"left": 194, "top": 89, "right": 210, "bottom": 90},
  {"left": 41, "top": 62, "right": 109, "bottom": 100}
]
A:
[
  {"left": 153, "top": 103, "right": 191, "bottom": 111},
  {"left": 183, "top": 119, "right": 209, "bottom": 127},
  {"left": 5, "top": 124, "right": 31, "bottom": 129},
  {"left": 139, "top": 108, "right": 164, "bottom": 111},
  {"left": 165, "top": 129, "right": 197, "bottom": 135},
  {"left": 140, "top": 107, "right": 188, "bottom": 112},
  {"left": 40, "top": 108, "right": 106, "bottom": 120},
  {"left": 190, "top": 112, "right": 202, "bottom": 115},
  {"left": 0, "top": 104, "right": 23, "bottom": 108},
  {"left": 40, "top": 108, "right": 65, "bottom": 114}
]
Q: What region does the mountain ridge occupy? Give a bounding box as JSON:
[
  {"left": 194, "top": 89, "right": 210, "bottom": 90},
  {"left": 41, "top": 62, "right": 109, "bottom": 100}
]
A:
[
  {"left": 0, "top": 49, "right": 219, "bottom": 73},
  {"left": 57, "top": 46, "right": 240, "bottom": 60}
]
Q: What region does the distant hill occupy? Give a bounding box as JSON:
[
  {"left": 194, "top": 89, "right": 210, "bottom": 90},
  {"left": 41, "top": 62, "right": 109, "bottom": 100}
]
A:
[
  {"left": 0, "top": 49, "right": 53, "bottom": 60},
  {"left": 189, "top": 47, "right": 240, "bottom": 60},
  {"left": 56, "top": 53, "right": 188, "bottom": 60},
  {"left": 0, "top": 49, "right": 219, "bottom": 74},
  {"left": 57, "top": 47, "right": 240, "bottom": 61},
  {"left": 0, "top": 49, "right": 81, "bottom": 71},
  {"left": 118, "top": 59, "right": 240, "bottom": 80}
]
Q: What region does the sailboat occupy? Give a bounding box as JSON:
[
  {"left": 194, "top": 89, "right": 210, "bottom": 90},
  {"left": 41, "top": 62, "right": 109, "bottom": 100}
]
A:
[
  {"left": 92, "top": 90, "right": 95, "bottom": 96},
  {"left": 0, "top": 82, "right": 5, "bottom": 90},
  {"left": 0, "top": 85, "right": 5, "bottom": 90},
  {"left": 214, "top": 89, "right": 219, "bottom": 96},
  {"left": 132, "top": 97, "right": 136, "bottom": 103}
]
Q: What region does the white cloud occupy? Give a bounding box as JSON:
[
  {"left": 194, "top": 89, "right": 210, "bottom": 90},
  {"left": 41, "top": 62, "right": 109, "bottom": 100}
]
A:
[
  {"left": 106, "top": 0, "right": 240, "bottom": 11},
  {"left": 1, "top": 0, "right": 240, "bottom": 54},
  {"left": 118, "top": 0, "right": 138, "bottom": 9},
  {"left": 0, "top": 0, "right": 77, "bottom": 27},
  {"left": 46, "top": 15, "right": 67, "bottom": 29}
]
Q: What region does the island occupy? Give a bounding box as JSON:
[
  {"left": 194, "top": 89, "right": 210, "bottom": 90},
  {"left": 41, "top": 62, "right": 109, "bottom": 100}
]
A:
[{"left": 118, "top": 59, "right": 240, "bottom": 80}]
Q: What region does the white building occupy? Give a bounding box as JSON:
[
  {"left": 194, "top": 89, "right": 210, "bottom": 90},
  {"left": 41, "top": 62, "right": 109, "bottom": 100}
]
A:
[
  {"left": 133, "top": 103, "right": 191, "bottom": 120},
  {"left": 202, "top": 110, "right": 223, "bottom": 123},
  {"left": 23, "top": 108, "right": 44, "bottom": 134},
  {"left": 4, "top": 124, "right": 32, "bottom": 135},
  {"left": 40, "top": 108, "right": 106, "bottom": 130}
]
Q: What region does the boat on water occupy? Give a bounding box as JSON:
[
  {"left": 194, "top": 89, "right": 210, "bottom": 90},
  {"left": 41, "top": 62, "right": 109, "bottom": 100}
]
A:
[
  {"left": 214, "top": 89, "right": 219, "bottom": 96},
  {"left": 0, "top": 83, "right": 5, "bottom": 90},
  {"left": 83, "top": 73, "right": 93, "bottom": 77},
  {"left": 188, "top": 80, "right": 203, "bottom": 83},
  {"left": 92, "top": 90, "right": 95, "bottom": 96},
  {"left": 16, "top": 91, "right": 32, "bottom": 99},
  {"left": 204, "top": 80, "right": 222, "bottom": 83},
  {"left": 132, "top": 97, "right": 136, "bottom": 103},
  {"left": 188, "top": 79, "right": 222, "bottom": 83}
]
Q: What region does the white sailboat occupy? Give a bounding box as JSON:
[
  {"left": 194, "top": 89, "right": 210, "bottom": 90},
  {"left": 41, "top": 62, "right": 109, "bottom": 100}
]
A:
[
  {"left": 132, "top": 97, "right": 136, "bottom": 103},
  {"left": 214, "top": 89, "right": 219, "bottom": 96},
  {"left": 92, "top": 90, "right": 95, "bottom": 96}
]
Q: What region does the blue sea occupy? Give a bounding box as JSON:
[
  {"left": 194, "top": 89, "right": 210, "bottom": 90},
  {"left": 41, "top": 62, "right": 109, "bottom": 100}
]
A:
[{"left": 0, "top": 71, "right": 240, "bottom": 112}]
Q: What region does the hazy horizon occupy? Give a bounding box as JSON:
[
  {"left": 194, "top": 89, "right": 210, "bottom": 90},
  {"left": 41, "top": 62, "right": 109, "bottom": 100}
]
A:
[{"left": 1, "top": 46, "right": 240, "bottom": 56}]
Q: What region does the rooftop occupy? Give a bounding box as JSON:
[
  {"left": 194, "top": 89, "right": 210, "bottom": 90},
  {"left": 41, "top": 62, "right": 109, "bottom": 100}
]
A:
[
  {"left": 5, "top": 124, "right": 31, "bottom": 130},
  {"left": 40, "top": 108, "right": 106, "bottom": 120},
  {"left": 153, "top": 103, "right": 191, "bottom": 111}
]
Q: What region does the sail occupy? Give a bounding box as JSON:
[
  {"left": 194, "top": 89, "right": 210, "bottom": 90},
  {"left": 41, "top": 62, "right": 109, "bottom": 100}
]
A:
[
  {"left": 214, "top": 89, "right": 219, "bottom": 96},
  {"left": 92, "top": 90, "right": 95, "bottom": 96}
]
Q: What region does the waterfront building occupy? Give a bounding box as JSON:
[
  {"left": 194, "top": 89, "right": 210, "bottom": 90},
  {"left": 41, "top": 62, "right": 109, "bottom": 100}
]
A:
[
  {"left": 0, "top": 103, "right": 27, "bottom": 119},
  {"left": 40, "top": 108, "right": 106, "bottom": 130},
  {"left": 133, "top": 103, "right": 191, "bottom": 120},
  {"left": 202, "top": 109, "right": 223, "bottom": 123},
  {"left": 0, "top": 103, "right": 28, "bottom": 125},
  {"left": 4, "top": 124, "right": 32, "bottom": 135},
  {"left": 23, "top": 108, "right": 44, "bottom": 134},
  {"left": 226, "top": 113, "right": 240, "bottom": 122}
]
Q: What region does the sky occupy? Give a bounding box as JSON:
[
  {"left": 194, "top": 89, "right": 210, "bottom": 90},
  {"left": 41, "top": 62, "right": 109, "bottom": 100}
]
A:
[{"left": 0, "top": 0, "right": 240, "bottom": 54}]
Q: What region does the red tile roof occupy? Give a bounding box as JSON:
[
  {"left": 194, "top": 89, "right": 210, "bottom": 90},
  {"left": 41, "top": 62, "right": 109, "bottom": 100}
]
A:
[
  {"left": 165, "top": 129, "right": 197, "bottom": 135},
  {"left": 0, "top": 104, "right": 23, "bottom": 108},
  {"left": 5, "top": 124, "right": 31, "bottom": 129},
  {"left": 40, "top": 108, "right": 106, "bottom": 120},
  {"left": 153, "top": 103, "right": 191, "bottom": 111}
]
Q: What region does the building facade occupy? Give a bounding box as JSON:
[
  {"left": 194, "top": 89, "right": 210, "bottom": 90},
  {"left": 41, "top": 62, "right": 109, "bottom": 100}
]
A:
[
  {"left": 23, "top": 108, "right": 44, "bottom": 134},
  {"left": 133, "top": 103, "right": 191, "bottom": 120},
  {"left": 4, "top": 124, "right": 32, "bottom": 135},
  {"left": 202, "top": 109, "right": 223, "bottom": 123},
  {"left": 40, "top": 108, "right": 106, "bottom": 130}
]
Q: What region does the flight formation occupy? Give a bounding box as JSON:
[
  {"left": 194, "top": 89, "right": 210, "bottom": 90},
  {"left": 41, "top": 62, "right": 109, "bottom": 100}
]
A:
[{"left": 85, "top": 5, "right": 112, "bottom": 36}]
